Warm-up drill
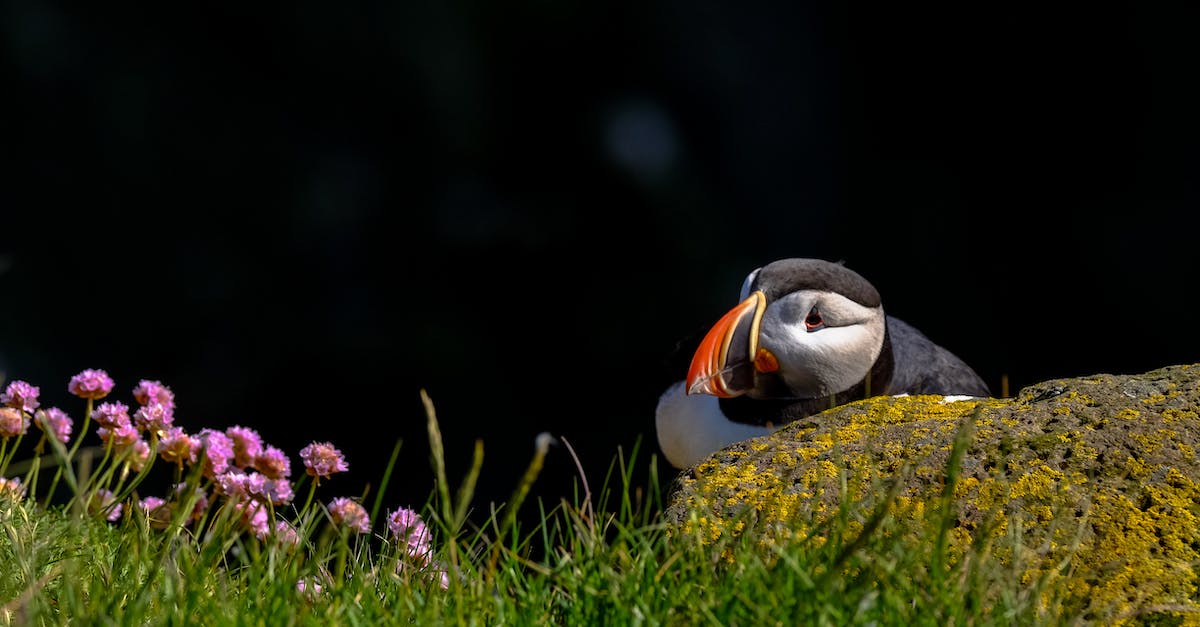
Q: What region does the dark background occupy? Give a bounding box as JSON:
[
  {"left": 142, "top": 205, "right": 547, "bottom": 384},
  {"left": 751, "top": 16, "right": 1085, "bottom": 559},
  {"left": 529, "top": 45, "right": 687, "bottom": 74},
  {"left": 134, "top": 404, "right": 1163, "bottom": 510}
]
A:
[{"left": 3, "top": 2, "right": 1197, "bottom": 529}]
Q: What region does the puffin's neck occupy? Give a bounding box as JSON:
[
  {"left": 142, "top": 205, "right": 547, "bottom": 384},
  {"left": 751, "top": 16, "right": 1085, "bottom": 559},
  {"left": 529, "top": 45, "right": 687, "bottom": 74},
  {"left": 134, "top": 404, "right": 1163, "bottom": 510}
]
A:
[{"left": 718, "top": 324, "right": 896, "bottom": 427}]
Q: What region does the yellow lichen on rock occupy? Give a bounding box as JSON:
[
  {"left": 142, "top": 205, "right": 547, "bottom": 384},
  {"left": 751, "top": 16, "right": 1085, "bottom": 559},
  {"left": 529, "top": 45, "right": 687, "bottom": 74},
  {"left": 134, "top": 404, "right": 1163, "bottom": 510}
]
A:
[{"left": 664, "top": 364, "right": 1200, "bottom": 624}]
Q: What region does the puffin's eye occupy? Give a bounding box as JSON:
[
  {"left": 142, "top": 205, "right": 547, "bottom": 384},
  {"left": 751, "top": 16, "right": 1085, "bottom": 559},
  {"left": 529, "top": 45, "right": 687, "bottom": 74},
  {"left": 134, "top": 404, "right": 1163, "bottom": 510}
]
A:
[{"left": 804, "top": 307, "right": 824, "bottom": 331}]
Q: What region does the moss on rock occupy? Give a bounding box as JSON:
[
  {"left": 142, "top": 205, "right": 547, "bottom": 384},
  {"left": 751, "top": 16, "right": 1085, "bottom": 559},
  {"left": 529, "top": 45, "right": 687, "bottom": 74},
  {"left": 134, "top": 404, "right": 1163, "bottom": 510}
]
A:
[{"left": 663, "top": 364, "right": 1200, "bottom": 623}]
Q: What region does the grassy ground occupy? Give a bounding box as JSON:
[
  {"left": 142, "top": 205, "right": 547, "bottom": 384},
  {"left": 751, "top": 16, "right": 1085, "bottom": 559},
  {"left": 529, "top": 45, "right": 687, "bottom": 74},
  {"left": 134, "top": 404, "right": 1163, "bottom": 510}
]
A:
[{"left": 0, "top": 376, "right": 1082, "bottom": 625}]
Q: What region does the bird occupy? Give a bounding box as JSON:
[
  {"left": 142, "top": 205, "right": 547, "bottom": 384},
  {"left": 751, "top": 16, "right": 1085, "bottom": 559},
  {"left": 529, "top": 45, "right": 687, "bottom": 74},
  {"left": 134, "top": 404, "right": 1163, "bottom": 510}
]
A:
[{"left": 655, "top": 257, "right": 992, "bottom": 469}]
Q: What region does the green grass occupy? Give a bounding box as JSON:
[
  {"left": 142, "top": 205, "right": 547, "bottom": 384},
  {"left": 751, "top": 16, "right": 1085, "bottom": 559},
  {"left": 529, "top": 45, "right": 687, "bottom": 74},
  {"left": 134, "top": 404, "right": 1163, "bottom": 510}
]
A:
[{"left": 0, "top": 391, "right": 1084, "bottom": 626}]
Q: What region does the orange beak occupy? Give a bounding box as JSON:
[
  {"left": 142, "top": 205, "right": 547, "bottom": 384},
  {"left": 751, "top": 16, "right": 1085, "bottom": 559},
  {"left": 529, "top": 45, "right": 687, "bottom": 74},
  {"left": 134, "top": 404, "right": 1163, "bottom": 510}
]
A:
[{"left": 686, "top": 290, "right": 775, "bottom": 397}]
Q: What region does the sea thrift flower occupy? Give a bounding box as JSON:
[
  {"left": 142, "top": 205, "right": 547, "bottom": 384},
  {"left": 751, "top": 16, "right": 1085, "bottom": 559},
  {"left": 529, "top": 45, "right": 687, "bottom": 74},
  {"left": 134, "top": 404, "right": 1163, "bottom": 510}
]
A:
[
  {"left": 388, "top": 508, "right": 450, "bottom": 590},
  {"left": 92, "top": 401, "right": 131, "bottom": 429},
  {"left": 328, "top": 497, "right": 370, "bottom": 534},
  {"left": 132, "top": 379, "right": 175, "bottom": 409},
  {"left": 0, "top": 476, "right": 26, "bottom": 500},
  {"left": 68, "top": 369, "right": 115, "bottom": 400},
  {"left": 139, "top": 496, "right": 170, "bottom": 529},
  {"left": 215, "top": 471, "right": 251, "bottom": 499},
  {"left": 34, "top": 407, "right": 73, "bottom": 443},
  {"left": 246, "top": 472, "right": 294, "bottom": 505},
  {"left": 133, "top": 402, "right": 173, "bottom": 434},
  {"left": 235, "top": 500, "right": 271, "bottom": 539},
  {"left": 404, "top": 563, "right": 450, "bottom": 591},
  {"left": 119, "top": 438, "right": 152, "bottom": 471},
  {"left": 139, "top": 495, "right": 166, "bottom": 513},
  {"left": 0, "top": 408, "right": 30, "bottom": 438},
  {"left": 1, "top": 380, "right": 40, "bottom": 413},
  {"left": 254, "top": 445, "right": 291, "bottom": 480},
  {"left": 172, "top": 483, "right": 209, "bottom": 523},
  {"left": 387, "top": 507, "right": 424, "bottom": 538},
  {"left": 98, "top": 422, "right": 139, "bottom": 448},
  {"left": 388, "top": 507, "right": 433, "bottom": 558},
  {"left": 300, "top": 441, "right": 348, "bottom": 481},
  {"left": 297, "top": 578, "right": 323, "bottom": 598},
  {"left": 394, "top": 550, "right": 450, "bottom": 590},
  {"left": 159, "top": 427, "right": 199, "bottom": 465},
  {"left": 196, "top": 428, "right": 234, "bottom": 478},
  {"left": 226, "top": 426, "right": 263, "bottom": 468},
  {"left": 261, "top": 477, "right": 294, "bottom": 506},
  {"left": 90, "top": 489, "right": 123, "bottom": 522},
  {"left": 271, "top": 520, "right": 301, "bottom": 549}
]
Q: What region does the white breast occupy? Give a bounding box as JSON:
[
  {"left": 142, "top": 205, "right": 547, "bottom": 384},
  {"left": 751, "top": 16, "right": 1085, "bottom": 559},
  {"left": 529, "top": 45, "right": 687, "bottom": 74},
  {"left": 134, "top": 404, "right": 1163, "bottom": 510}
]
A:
[{"left": 655, "top": 381, "right": 776, "bottom": 469}]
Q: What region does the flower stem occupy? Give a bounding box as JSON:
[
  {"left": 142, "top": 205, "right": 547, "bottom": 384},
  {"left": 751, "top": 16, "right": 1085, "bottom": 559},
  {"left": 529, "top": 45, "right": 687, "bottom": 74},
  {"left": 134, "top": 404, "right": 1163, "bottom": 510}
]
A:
[
  {"left": 46, "top": 398, "right": 93, "bottom": 503},
  {"left": 0, "top": 430, "right": 26, "bottom": 478}
]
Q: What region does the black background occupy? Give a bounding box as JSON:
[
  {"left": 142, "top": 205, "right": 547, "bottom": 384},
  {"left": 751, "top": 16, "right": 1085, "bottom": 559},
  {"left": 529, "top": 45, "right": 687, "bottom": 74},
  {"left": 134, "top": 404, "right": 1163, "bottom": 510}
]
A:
[{"left": 3, "top": 2, "right": 1197, "bottom": 529}]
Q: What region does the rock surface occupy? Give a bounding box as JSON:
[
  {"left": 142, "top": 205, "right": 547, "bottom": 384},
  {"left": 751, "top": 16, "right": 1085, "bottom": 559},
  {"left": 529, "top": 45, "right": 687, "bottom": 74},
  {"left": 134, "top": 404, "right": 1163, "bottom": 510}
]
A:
[{"left": 664, "top": 363, "right": 1200, "bottom": 622}]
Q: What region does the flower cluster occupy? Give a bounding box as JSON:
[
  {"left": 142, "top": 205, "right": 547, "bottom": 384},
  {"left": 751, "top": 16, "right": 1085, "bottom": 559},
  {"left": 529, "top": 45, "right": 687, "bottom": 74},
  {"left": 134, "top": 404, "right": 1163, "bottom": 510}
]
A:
[
  {"left": 388, "top": 507, "right": 433, "bottom": 558},
  {"left": 388, "top": 506, "right": 448, "bottom": 588},
  {"left": 1, "top": 380, "right": 41, "bottom": 440},
  {"left": 328, "top": 497, "right": 370, "bottom": 534},
  {"left": 0, "top": 407, "right": 29, "bottom": 439},
  {"left": 0, "top": 476, "right": 26, "bottom": 500},
  {"left": 89, "top": 488, "right": 123, "bottom": 522},
  {"left": 35, "top": 408, "right": 73, "bottom": 443},
  {"left": 0, "top": 368, "right": 439, "bottom": 586},
  {"left": 299, "top": 442, "right": 348, "bottom": 482},
  {"left": 68, "top": 369, "right": 114, "bottom": 400},
  {"left": 1, "top": 380, "right": 40, "bottom": 414}
]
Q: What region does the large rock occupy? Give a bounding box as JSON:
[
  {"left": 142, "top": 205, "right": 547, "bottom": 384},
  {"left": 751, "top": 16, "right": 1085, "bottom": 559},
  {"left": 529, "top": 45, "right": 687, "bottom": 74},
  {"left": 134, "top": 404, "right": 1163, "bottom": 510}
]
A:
[{"left": 664, "top": 363, "right": 1200, "bottom": 621}]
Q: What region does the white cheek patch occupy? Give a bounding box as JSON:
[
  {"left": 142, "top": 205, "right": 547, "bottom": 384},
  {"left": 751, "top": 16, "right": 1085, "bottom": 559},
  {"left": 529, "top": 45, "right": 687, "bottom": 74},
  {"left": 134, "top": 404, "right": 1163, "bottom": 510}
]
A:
[{"left": 758, "top": 292, "right": 885, "bottom": 397}]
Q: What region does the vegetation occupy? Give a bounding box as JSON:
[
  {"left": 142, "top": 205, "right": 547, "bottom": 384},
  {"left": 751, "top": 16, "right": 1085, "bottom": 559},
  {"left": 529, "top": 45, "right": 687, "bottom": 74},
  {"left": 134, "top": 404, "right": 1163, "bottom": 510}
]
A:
[{"left": 0, "top": 369, "right": 1141, "bottom": 625}]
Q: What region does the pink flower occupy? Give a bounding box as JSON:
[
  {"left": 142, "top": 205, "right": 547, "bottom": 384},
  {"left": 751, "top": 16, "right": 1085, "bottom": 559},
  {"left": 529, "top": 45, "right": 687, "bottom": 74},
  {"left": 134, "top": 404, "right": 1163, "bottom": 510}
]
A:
[
  {"left": 271, "top": 520, "right": 301, "bottom": 549},
  {"left": 172, "top": 483, "right": 209, "bottom": 523},
  {"left": 299, "top": 442, "right": 348, "bottom": 481},
  {"left": 235, "top": 500, "right": 271, "bottom": 539},
  {"left": 387, "top": 507, "right": 424, "bottom": 538},
  {"left": 226, "top": 426, "right": 263, "bottom": 468},
  {"left": 139, "top": 496, "right": 170, "bottom": 529},
  {"left": 98, "top": 422, "right": 139, "bottom": 448},
  {"left": 217, "top": 470, "right": 292, "bottom": 506},
  {"left": 139, "top": 495, "right": 166, "bottom": 512},
  {"left": 158, "top": 427, "right": 199, "bottom": 465},
  {"left": 1, "top": 380, "right": 40, "bottom": 413},
  {"left": 216, "top": 471, "right": 251, "bottom": 499},
  {"left": 395, "top": 555, "right": 450, "bottom": 590},
  {"left": 34, "top": 407, "right": 73, "bottom": 443},
  {"left": 68, "top": 369, "right": 115, "bottom": 400},
  {"left": 0, "top": 477, "right": 26, "bottom": 500},
  {"left": 253, "top": 445, "right": 291, "bottom": 480},
  {"left": 388, "top": 507, "right": 433, "bottom": 559},
  {"left": 92, "top": 402, "right": 131, "bottom": 429},
  {"left": 328, "top": 497, "right": 370, "bottom": 534},
  {"left": 133, "top": 402, "right": 173, "bottom": 434},
  {"left": 297, "top": 578, "right": 323, "bottom": 598},
  {"left": 196, "top": 428, "right": 234, "bottom": 478},
  {"left": 258, "top": 475, "right": 292, "bottom": 504},
  {"left": 118, "top": 438, "right": 152, "bottom": 471},
  {"left": 132, "top": 379, "right": 175, "bottom": 409},
  {"left": 90, "top": 489, "right": 123, "bottom": 522},
  {"left": 0, "top": 407, "right": 30, "bottom": 438},
  {"left": 250, "top": 476, "right": 293, "bottom": 506}
]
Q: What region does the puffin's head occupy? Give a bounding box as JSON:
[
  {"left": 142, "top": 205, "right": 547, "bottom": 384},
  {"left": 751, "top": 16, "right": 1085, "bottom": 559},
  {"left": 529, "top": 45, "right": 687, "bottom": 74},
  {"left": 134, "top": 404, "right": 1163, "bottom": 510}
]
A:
[{"left": 686, "top": 258, "right": 887, "bottom": 400}]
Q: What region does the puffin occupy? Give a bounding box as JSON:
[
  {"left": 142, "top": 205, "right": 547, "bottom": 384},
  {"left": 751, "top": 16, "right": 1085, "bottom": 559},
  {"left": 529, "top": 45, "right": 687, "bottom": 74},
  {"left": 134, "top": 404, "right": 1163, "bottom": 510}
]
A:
[{"left": 656, "top": 258, "right": 992, "bottom": 469}]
